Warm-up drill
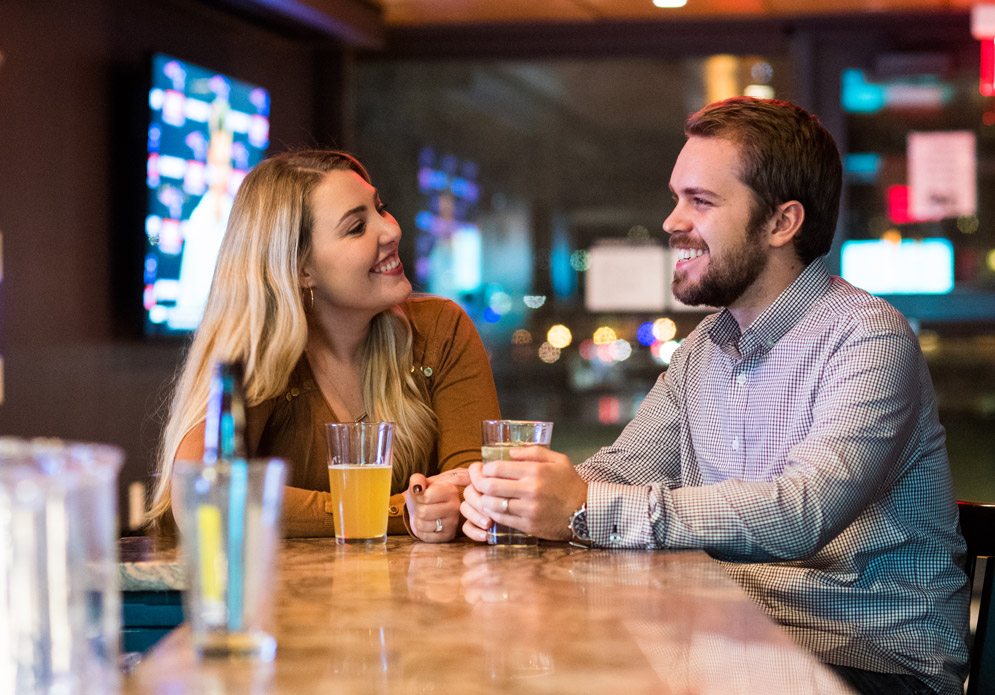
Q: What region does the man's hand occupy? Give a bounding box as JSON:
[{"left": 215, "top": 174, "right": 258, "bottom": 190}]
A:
[{"left": 461, "top": 446, "right": 587, "bottom": 542}]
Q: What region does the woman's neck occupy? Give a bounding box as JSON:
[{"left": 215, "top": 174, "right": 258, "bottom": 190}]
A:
[
  {"left": 304, "top": 309, "right": 375, "bottom": 422},
  {"left": 305, "top": 306, "right": 374, "bottom": 365}
]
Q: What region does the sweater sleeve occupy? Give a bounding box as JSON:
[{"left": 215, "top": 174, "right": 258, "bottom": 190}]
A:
[{"left": 415, "top": 299, "right": 501, "bottom": 473}]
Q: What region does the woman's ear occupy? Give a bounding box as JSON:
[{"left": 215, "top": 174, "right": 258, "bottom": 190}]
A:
[
  {"left": 298, "top": 259, "right": 313, "bottom": 290},
  {"left": 768, "top": 200, "right": 804, "bottom": 249}
]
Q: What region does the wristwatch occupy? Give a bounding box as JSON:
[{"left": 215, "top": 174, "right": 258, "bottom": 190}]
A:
[{"left": 568, "top": 503, "right": 593, "bottom": 548}]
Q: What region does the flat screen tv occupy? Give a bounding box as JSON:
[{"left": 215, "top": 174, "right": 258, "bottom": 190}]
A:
[{"left": 142, "top": 54, "right": 270, "bottom": 336}]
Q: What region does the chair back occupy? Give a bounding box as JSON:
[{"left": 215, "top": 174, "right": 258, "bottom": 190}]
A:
[{"left": 958, "top": 500, "right": 995, "bottom": 695}]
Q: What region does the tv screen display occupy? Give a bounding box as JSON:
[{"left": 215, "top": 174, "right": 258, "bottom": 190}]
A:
[
  {"left": 143, "top": 54, "right": 270, "bottom": 336},
  {"left": 841, "top": 238, "right": 955, "bottom": 295}
]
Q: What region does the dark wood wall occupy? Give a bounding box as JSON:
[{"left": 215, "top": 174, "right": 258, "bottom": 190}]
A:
[{"left": 0, "top": 0, "right": 345, "bottom": 526}]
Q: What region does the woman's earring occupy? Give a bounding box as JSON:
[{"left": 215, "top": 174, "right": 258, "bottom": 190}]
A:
[
  {"left": 303, "top": 286, "right": 315, "bottom": 311},
  {"left": 309, "top": 287, "right": 315, "bottom": 310}
]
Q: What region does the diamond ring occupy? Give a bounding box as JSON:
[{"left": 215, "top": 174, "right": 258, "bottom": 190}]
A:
[
  {"left": 501, "top": 497, "right": 510, "bottom": 514},
  {"left": 435, "top": 518, "right": 444, "bottom": 533}
]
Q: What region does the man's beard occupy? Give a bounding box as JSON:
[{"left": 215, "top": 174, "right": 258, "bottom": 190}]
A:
[{"left": 671, "top": 221, "right": 769, "bottom": 308}]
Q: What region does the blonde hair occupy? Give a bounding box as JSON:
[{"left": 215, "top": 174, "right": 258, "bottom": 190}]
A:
[{"left": 147, "top": 150, "right": 437, "bottom": 528}]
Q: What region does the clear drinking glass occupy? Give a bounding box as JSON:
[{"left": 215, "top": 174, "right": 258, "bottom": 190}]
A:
[
  {"left": 325, "top": 422, "right": 395, "bottom": 545},
  {"left": 173, "top": 458, "right": 287, "bottom": 660},
  {"left": 481, "top": 420, "right": 554, "bottom": 546},
  {"left": 0, "top": 437, "right": 123, "bottom": 695}
]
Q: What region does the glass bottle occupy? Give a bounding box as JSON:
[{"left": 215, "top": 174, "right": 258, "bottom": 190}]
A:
[{"left": 204, "top": 360, "right": 248, "bottom": 463}]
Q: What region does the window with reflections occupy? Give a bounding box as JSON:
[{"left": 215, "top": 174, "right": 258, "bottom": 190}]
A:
[
  {"left": 838, "top": 48, "right": 995, "bottom": 503},
  {"left": 839, "top": 53, "right": 995, "bottom": 322},
  {"left": 351, "top": 55, "right": 791, "bottom": 456}
]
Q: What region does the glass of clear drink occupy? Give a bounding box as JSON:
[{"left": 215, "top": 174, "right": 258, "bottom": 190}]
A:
[
  {"left": 481, "top": 420, "right": 554, "bottom": 546},
  {"left": 0, "top": 437, "right": 123, "bottom": 695},
  {"left": 325, "top": 422, "right": 395, "bottom": 545}
]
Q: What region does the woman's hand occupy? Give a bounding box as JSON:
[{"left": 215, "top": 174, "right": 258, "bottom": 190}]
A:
[{"left": 405, "top": 468, "right": 471, "bottom": 543}]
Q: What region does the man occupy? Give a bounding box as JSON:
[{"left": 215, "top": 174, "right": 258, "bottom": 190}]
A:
[{"left": 462, "top": 97, "right": 969, "bottom": 695}]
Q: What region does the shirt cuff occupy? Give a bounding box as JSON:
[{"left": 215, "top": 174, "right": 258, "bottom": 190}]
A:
[{"left": 586, "top": 481, "right": 657, "bottom": 548}]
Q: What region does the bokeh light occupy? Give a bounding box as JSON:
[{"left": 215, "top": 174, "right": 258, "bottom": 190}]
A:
[
  {"left": 569, "top": 250, "right": 591, "bottom": 271},
  {"left": 743, "top": 84, "right": 775, "bottom": 99},
  {"left": 511, "top": 329, "right": 533, "bottom": 345},
  {"left": 578, "top": 339, "right": 596, "bottom": 360},
  {"left": 609, "top": 339, "right": 632, "bottom": 362},
  {"left": 751, "top": 61, "right": 773, "bottom": 84},
  {"left": 957, "top": 215, "right": 979, "bottom": 235},
  {"left": 652, "top": 318, "right": 677, "bottom": 342},
  {"left": 547, "top": 325, "right": 573, "bottom": 349},
  {"left": 538, "top": 342, "right": 561, "bottom": 364},
  {"left": 881, "top": 229, "right": 902, "bottom": 244},
  {"left": 637, "top": 322, "right": 656, "bottom": 346},
  {"left": 593, "top": 326, "right": 617, "bottom": 345},
  {"left": 651, "top": 339, "right": 681, "bottom": 365},
  {"left": 598, "top": 396, "right": 621, "bottom": 424},
  {"left": 488, "top": 291, "right": 513, "bottom": 315},
  {"left": 918, "top": 329, "right": 940, "bottom": 357},
  {"left": 523, "top": 295, "right": 547, "bottom": 309},
  {"left": 986, "top": 249, "right": 995, "bottom": 272}
]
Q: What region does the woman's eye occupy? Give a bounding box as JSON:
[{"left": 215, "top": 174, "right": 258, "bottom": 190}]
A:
[
  {"left": 347, "top": 221, "right": 366, "bottom": 236},
  {"left": 376, "top": 201, "right": 389, "bottom": 215}
]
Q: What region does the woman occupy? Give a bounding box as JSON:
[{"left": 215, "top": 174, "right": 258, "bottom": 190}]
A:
[{"left": 147, "top": 150, "right": 500, "bottom": 541}]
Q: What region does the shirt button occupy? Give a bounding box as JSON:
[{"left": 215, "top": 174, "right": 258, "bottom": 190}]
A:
[
  {"left": 422, "top": 367, "right": 433, "bottom": 377},
  {"left": 609, "top": 532, "right": 622, "bottom": 544},
  {"left": 736, "top": 374, "right": 747, "bottom": 386},
  {"left": 388, "top": 505, "right": 400, "bottom": 515},
  {"left": 732, "top": 438, "right": 740, "bottom": 451}
]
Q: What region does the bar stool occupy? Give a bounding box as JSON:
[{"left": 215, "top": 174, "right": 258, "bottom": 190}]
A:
[{"left": 958, "top": 500, "right": 995, "bottom": 695}]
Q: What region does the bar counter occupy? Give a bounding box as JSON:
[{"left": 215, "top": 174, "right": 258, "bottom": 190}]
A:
[{"left": 122, "top": 536, "right": 854, "bottom": 694}]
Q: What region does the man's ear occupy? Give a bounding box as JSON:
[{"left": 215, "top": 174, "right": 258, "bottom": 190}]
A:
[{"left": 768, "top": 200, "right": 804, "bottom": 249}]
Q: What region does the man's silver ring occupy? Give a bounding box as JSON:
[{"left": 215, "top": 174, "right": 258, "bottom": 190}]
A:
[
  {"left": 500, "top": 498, "right": 510, "bottom": 514},
  {"left": 435, "top": 518, "right": 444, "bottom": 533}
]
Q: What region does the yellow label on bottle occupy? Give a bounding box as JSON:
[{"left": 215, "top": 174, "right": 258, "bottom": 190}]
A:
[{"left": 197, "top": 504, "right": 224, "bottom": 609}]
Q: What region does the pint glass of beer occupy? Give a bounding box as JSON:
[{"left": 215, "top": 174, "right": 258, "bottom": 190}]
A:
[{"left": 325, "top": 422, "right": 394, "bottom": 544}]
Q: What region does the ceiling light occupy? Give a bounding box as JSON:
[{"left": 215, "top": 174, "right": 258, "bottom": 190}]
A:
[{"left": 653, "top": 0, "right": 687, "bottom": 7}]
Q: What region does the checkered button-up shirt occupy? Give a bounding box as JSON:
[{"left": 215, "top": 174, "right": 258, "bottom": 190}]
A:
[{"left": 577, "top": 259, "right": 970, "bottom": 694}]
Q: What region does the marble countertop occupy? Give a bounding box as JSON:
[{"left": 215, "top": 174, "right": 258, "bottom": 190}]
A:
[
  {"left": 122, "top": 536, "right": 854, "bottom": 694},
  {"left": 119, "top": 536, "right": 184, "bottom": 592}
]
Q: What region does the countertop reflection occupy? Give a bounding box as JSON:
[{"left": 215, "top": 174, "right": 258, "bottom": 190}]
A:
[{"left": 123, "top": 536, "right": 853, "bottom": 694}]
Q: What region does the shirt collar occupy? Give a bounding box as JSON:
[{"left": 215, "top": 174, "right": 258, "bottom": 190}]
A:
[{"left": 708, "top": 258, "right": 832, "bottom": 358}]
